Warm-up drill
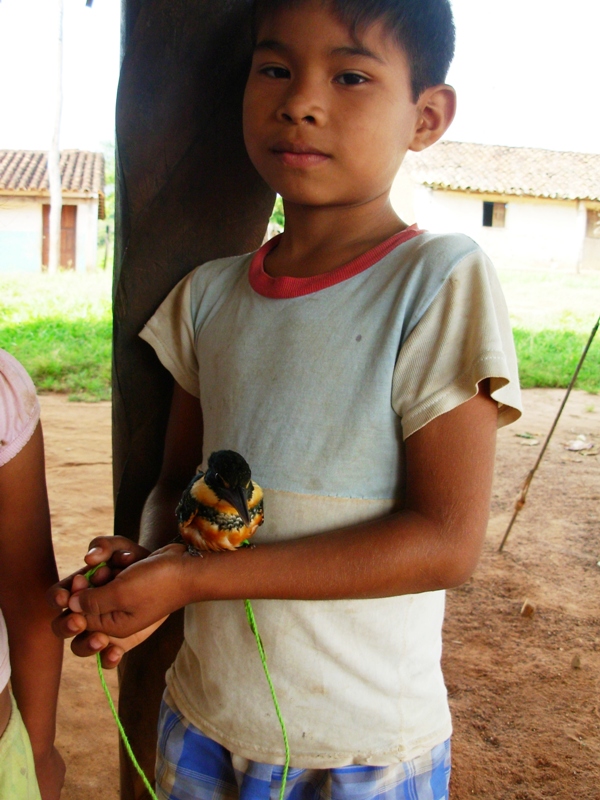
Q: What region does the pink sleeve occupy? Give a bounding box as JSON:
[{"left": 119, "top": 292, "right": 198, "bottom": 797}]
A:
[{"left": 0, "top": 349, "right": 41, "bottom": 468}]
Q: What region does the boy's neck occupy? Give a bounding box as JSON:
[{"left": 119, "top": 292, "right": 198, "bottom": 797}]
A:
[{"left": 264, "top": 195, "right": 408, "bottom": 279}]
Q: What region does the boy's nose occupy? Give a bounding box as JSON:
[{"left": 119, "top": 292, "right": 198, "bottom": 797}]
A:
[
  {"left": 279, "top": 108, "right": 317, "bottom": 125},
  {"left": 276, "top": 82, "right": 325, "bottom": 125}
]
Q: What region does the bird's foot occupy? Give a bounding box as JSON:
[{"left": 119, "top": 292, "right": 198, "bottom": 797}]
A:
[{"left": 187, "top": 544, "right": 204, "bottom": 557}]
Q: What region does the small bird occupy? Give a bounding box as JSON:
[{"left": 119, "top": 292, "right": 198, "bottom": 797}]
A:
[{"left": 176, "top": 450, "right": 264, "bottom": 553}]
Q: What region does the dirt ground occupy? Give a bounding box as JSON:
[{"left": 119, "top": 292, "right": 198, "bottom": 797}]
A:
[{"left": 40, "top": 388, "right": 600, "bottom": 800}]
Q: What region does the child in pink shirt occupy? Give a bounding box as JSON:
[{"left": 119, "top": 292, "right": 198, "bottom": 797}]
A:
[{"left": 0, "top": 349, "right": 64, "bottom": 800}]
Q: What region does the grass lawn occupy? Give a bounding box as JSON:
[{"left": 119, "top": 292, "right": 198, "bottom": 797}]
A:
[
  {"left": 0, "top": 267, "right": 598, "bottom": 400},
  {"left": 0, "top": 272, "right": 112, "bottom": 401},
  {"left": 497, "top": 268, "right": 600, "bottom": 393}
]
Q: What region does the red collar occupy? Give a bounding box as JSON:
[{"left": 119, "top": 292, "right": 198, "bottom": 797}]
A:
[{"left": 249, "top": 225, "right": 425, "bottom": 299}]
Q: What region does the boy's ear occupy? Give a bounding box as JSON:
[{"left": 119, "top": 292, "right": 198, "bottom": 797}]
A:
[{"left": 409, "top": 85, "right": 457, "bottom": 152}]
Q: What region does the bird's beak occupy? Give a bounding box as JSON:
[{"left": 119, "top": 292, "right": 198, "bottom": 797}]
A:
[{"left": 221, "top": 486, "right": 251, "bottom": 525}]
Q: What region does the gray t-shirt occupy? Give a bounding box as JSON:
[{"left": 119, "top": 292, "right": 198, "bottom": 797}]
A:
[{"left": 140, "top": 229, "right": 521, "bottom": 767}]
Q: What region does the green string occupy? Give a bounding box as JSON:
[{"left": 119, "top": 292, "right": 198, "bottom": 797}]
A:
[
  {"left": 83, "top": 562, "right": 159, "bottom": 799},
  {"left": 95, "top": 651, "right": 159, "bottom": 800},
  {"left": 83, "top": 562, "right": 290, "bottom": 800},
  {"left": 244, "top": 599, "right": 290, "bottom": 800}
]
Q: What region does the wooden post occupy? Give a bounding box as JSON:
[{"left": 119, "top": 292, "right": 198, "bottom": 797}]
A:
[{"left": 113, "top": 2, "right": 274, "bottom": 797}]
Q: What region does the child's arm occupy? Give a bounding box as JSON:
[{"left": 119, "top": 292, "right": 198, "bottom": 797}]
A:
[
  {"left": 48, "top": 385, "right": 203, "bottom": 664},
  {"left": 0, "top": 422, "right": 65, "bottom": 800},
  {"left": 53, "top": 379, "right": 497, "bottom": 643},
  {"left": 138, "top": 380, "right": 205, "bottom": 552}
]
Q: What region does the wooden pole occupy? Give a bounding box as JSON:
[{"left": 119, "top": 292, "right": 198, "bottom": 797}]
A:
[{"left": 113, "top": 2, "right": 274, "bottom": 797}]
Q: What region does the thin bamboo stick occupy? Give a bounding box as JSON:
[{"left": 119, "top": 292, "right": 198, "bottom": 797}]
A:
[{"left": 498, "top": 315, "right": 600, "bottom": 552}]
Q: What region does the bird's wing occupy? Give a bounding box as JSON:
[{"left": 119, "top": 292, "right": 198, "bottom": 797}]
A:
[{"left": 176, "top": 471, "right": 205, "bottom": 525}]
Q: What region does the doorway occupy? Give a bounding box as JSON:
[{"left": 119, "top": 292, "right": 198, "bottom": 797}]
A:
[{"left": 42, "top": 204, "right": 77, "bottom": 269}]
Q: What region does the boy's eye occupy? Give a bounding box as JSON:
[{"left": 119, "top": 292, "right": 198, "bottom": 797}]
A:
[
  {"left": 335, "top": 72, "right": 368, "bottom": 86},
  {"left": 259, "top": 65, "right": 291, "bottom": 79}
]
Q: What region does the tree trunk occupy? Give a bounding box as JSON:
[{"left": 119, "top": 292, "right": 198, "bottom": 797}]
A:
[
  {"left": 47, "top": 0, "right": 64, "bottom": 275},
  {"left": 113, "top": 2, "right": 274, "bottom": 796}
]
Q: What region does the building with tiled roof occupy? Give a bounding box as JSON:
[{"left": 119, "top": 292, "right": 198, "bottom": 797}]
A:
[
  {"left": 404, "top": 141, "right": 600, "bottom": 203},
  {"left": 0, "top": 150, "right": 105, "bottom": 273},
  {"left": 392, "top": 141, "right": 600, "bottom": 271}
]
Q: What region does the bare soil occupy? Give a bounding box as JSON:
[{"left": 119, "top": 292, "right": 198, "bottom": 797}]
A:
[{"left": 40, "top": 389, "right": 600, "bottom": 800}]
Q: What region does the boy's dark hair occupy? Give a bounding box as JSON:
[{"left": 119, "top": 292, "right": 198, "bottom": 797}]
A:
[{"left": 251, "top": 0, "right": 455, "bottom": 101}]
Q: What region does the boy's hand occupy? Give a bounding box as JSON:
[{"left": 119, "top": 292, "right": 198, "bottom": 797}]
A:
[
  {"left": 52, "top": 543, "right": 190, "bottom": 643},
  {"left": 47, "top": 535, "right": 150, "bottom": 611},
  {"left": 66, "top": 616, "right": 169, "bottom": 669}
]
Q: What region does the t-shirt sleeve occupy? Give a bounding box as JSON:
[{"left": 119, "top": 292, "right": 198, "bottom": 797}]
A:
[
  {"left": 139, "top": 271, "right": 200, "bottom": 397},
  {"left": 392, "top": 250, "right": 522, "bottom": 439},
  {"left": 0, "top": 349, "right": 41, "bottom": 467}
]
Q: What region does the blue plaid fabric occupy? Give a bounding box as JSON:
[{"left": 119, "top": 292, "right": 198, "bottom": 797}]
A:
[{"left": 156, "top": 690, "right": 451, "bottom": 800}]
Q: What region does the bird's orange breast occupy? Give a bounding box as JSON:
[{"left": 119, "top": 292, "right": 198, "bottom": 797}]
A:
[{"left": 179, "top": 476, "right": 264, "bottom": 552}]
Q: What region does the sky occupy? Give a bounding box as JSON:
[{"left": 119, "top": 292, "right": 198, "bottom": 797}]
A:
[{"left": 0, "top": 0, "right": 599, "bottom": 155}]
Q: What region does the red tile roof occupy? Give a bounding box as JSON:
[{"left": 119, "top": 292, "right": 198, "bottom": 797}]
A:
[
  {"left": 0, "top": 150, "right": 105, "bottom": 216},
  {"left": 404, "top": 141, "right": 600, "bottom": 202}
]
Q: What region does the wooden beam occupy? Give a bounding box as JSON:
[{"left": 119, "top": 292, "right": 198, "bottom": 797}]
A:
[{"left": 113, "top": 2, "right": 274, "bottom": 796}]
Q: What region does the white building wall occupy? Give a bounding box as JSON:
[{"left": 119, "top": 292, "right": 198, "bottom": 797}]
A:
[
  {"left": 391, "top": 171, "right": 584, "bottom": 271},
  {"left": 0, "top": 196, "right": 99, "bottom": 273},
  {"left": 0, "top": 197, "right": 42, "bottom": 273}
]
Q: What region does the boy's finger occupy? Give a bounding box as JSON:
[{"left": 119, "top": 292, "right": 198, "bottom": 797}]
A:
[
  {"left": 100, "top": 645, "right": 124, "bottom": 669},
  {"left": 68, "top": 583, "right": 126, "bottom": 625},
  {"left": 47, "top": 585, "right": 71, "bottom": 610},
  {"left": 52, "top": 610, "right": 87, "bottom": 639},
  {"left": 67, "top": 632, "right": 123, "bottom": 667},
  {"left": 67, "top": 587, "right": 145, "bottom": 639},
  {"left": 71, "top": 574, "right": 90, "bottom": 593},
  {"left": 68, "top": 593, "right": 85, "bottom": 614},
  {"left": 47, "top": 564, "right": 117, "bottom": 611},
  {"left": 84, "top": 537, "right": 149, "bottom": 566},
  {"left": 46, "top": 566, "right": 91, "bottom": 608},
  {"left": 70, "top": 631, "right": 110, "bottom": 659},
  {"left": 106, "top": 551, "right": 140, "bottom": 569}
]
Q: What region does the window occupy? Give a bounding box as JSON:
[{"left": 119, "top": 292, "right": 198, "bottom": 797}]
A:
[
  {"left": 586, "top": 209, "right": 600, "bottom": 239},
  {"left": 483, "top": 201, "right": 506, "bottom": 228}
]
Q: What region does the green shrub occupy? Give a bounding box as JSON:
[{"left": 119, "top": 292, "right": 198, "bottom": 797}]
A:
[{"left": 0, "top": 273, "right": 112, "bottom": 401}]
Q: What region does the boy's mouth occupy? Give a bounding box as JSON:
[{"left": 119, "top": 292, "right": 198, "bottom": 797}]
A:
[{"left": 270, "top": 141, "right": 330, "bottom": 168}]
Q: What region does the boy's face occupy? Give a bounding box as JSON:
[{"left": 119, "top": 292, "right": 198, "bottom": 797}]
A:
[{"left": 243, "top": 0, "right": 424, "bottom": 210}]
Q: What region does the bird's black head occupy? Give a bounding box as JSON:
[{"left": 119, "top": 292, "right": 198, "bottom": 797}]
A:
[
  {"left": 206, "top": 450, "right": 252, "bottom": 490},
  {"left": 205, "top": 450, "right": 253, "bottom": 523}
]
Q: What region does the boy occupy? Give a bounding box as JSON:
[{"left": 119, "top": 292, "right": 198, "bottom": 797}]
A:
[{"left": 52, "top": 1, "right": 521, "bottom": 797}]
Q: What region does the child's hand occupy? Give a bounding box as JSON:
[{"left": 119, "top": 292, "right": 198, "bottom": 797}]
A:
[
  {"left": 67, "top": 616, "right": 169, "bottom": 669},
  {"left": 47, "top": 535, "right": 150, "bottom": 611},
  {"left": 52, "top": 543, "right": 189, "bottom": 643}
]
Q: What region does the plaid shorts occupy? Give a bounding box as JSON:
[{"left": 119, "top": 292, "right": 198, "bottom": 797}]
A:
[{"left": 155, "top": 689, "right": 451, "bottom": 800}]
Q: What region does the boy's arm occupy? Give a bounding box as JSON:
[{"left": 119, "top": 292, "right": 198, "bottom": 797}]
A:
[
  {"left": 48, "top": 383, "right": 203, "bottom": 663},
  {"left": 138, "top": 380, "right": 204, "bottom": 552},
  {"left": 0, "top": 423, "right": 65, "bottom": 800},
  {"left": 57, "top": 380, "right": 497, "bottom": 641}
]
